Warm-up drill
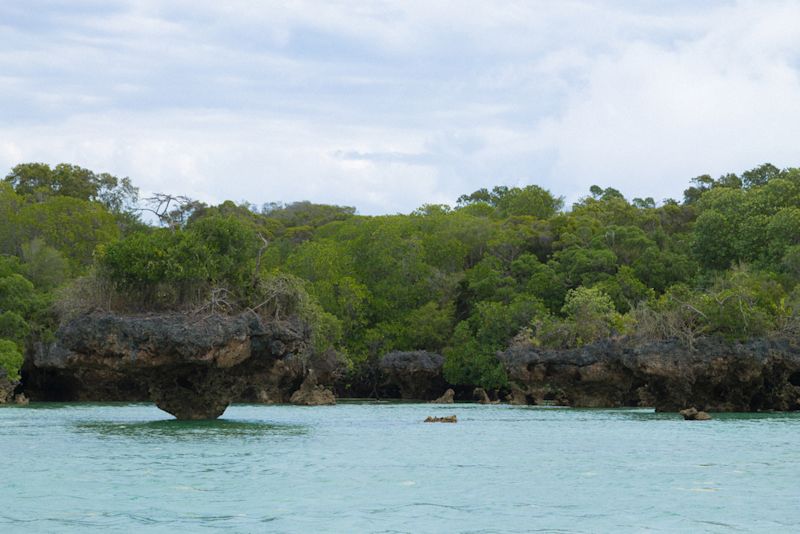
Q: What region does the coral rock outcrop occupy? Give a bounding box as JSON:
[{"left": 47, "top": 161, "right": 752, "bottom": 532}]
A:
[
  {"left": 499, "top": 337, "right": 800, "bottom": 412},
  {"left": 289, "top": 370, "right": 336, "bottom": 406},
  {"left": 30, "top": 312, "right": 309, "bottom": 419}
]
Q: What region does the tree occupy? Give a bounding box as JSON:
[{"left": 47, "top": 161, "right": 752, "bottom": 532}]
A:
[
  {"left": 742, "top": 163, "right": 780, "bottom": 189},
  {"left": 536, "top": 287, "right": 622, "bottom": 348},
  {"left": 0, "top": 311, "right": 29, "bottom": 350},
  {"left": 0, "top": 183, "right": 22, "bottom": 255},
  {"left": 21, "top": 238, "right": 68, "bottom": 290},
  {"left": 0, "top": 339, "right": 23, "bottom": 381},
  {"left": 457, "top": 184, "right": 563, "bottom": 219},
  {"left": 5, "top": 162, "right": 138, "bottom": 212},
  {"left": 97, "top": 229, "right": 212, "bottom": 309},
  {"left": 692, "top": 210, "right": 735, "bottom": 270},
  {"left": 17, "top": 196, "right": 119, "bottom": 269},
  {"left": 0, "top": 273, "right": 37, "bottom": 314},
  {"left": 139, "top": 194, "right": 204, "bottom": 230},
  {"left": 683, "top": 174, "right": 715, "bottom": 204},
  {"left": 262, "top": 201, "right": 356, "bottom": 228},
  {"left": 550, "top": 246, "right": 617, "bottom": 287},
  {"left": 188, "top": 215, "right": 259, "bottom": 289}
]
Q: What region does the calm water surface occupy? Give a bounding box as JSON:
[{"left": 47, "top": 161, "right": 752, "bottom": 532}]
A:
[{"left": 1, "top": 402, "right": 799, "bottom": 533}]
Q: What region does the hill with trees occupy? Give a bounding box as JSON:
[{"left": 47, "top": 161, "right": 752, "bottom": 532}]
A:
[{"left": 2, "top": 161, "right": 799, "bottom": 393}]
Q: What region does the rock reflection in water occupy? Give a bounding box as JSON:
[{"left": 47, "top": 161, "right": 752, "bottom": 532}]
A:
[{"left": 74, "top": 419, "right": 308, "bottom": 442}]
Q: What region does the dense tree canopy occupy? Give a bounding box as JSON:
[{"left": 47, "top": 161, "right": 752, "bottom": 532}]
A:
[{"left": 2, "top": 160, "right": 800, "bottom": 389}]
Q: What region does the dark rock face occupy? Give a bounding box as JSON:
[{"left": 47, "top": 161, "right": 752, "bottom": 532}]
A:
[
  {"left": 237, "top": 358, "right": 304, "bottom": 404},
  {"left": 30, "top": 312, "right": 309, "bottom": 419},
  {"left": 379, "top": 351, "right": 447, "bottom": 400},
  {"left": 499, "top": 337, "right": 800, "bottom": 412},
  {"left": 473, "top": 387, "right": 491, "bottom": 404}
]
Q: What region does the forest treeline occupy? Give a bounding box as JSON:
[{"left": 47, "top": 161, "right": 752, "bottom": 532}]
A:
[{"left": 2, "top": 162, "right": 800, "bottom": 389}]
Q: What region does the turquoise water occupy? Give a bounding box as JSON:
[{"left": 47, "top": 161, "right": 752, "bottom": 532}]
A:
[{"left": 1, "top": 403, "right": 799, "bottom": 533}]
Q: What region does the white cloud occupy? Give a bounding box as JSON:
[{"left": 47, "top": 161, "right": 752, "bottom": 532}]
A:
[
  {"left": 1, "top": 0, "right": 799, "bottom": 213},
  {"left": 537, "top": 1, "right": 800, "bottom": 203}
]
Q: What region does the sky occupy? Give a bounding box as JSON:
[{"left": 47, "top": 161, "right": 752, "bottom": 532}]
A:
[{"left": 1, "top": 0, "right": 799, "bottom": 214}]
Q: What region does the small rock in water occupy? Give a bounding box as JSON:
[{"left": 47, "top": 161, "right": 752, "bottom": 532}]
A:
[
  {"left": 424, "top": 415, "right": 457, "bottom": 423},
  {"left": 430, "top": 388, "right": 455, "bottom": 404},
  {"left": 13, "top": 393, "right": 29, "bottom": 405},
  {"left": 679, "top": 407, "right": 712, "bottom": 420}
]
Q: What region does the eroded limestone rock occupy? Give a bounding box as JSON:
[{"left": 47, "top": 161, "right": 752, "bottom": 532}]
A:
[
  {"left": 31, "top": 312, "right": 309, "bottom": 419},
  {"left": 499, "top": 337, "right": 800, "bottom": 411},
  {"left": 379, "top": 351, "right": 447, "bottom": 400},
  {"left": 290, "top": 370, "right": 336, "bottom": 406}
]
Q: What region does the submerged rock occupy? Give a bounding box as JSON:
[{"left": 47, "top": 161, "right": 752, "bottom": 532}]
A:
[
  {"left": 499, "top": 336, "right": 800, "bottom": 411},
  {"left": 424, "top": 415, "right": 457, "bottom": 423},
  {"left": 31, "top": 312, "right": 309, "bottom": 419},
  {"left": 431, "top": 388, "right": 455, "bottom": 404},
  {"left": 680, "top": 407, "right": 712, "bottom": 421},
  {"left": 379, "top": 351, "right": 447, "bottom": 400},
  {"left": 290, "top": 370, "right": 336, "bottom": 406}
]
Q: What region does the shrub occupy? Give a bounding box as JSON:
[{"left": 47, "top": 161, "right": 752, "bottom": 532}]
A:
[
  {"left": 0, "top": 339, "right": 23, "bottom": 381},
  {"left": 536, "top": 287, "right": 623, "bottom": 348}
]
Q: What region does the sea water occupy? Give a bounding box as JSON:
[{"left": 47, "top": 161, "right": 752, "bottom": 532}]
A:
[{"left": 1, "top": 402, "right": 798, "bottom": 533}]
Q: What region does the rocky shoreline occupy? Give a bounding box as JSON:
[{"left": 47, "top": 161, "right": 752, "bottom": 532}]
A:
[
  {"left": 13, "top": 312, "right": 800, "bottom": 418},
  {"left": 499, "top": 336, "right": 800, "bottom": 412}
]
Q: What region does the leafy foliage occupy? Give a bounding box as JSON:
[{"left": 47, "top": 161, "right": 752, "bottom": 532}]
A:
[
  {"left": 4, "top": 160, "right": 800, "bottom": 392},
  {"left": 0, "top": 339, "right": 23, "bottom": 381},
  {"left": 4, "top": 163, "right": 138, "bottom": 212}
]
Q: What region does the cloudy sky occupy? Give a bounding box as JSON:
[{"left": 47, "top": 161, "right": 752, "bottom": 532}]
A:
[{"left": 2, "top": 1, "right": 799, "bottom": 214}]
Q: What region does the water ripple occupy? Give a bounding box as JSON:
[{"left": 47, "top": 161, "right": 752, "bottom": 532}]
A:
[{"left": 1, "top": 402, "right": 799, "bottom": 532}]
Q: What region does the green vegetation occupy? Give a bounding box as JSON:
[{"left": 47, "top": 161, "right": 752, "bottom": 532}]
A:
[{"left": 2, "top": 161, "right": 800, "bottom": 389}]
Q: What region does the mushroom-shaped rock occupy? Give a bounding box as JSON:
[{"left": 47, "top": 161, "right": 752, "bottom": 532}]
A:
[{"left": 32, "top": 312, "right": 309, "bottom": 419}]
